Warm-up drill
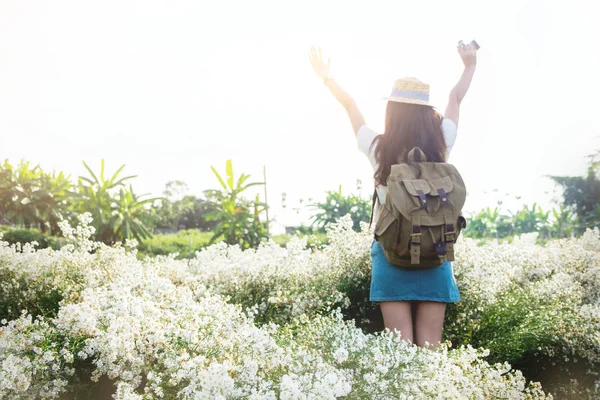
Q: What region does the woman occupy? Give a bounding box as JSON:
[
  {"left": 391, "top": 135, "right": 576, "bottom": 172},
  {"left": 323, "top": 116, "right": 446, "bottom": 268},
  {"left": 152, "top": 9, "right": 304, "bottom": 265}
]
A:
[{"left": 309, "top": 43, "right": 477, "bottom": 348}]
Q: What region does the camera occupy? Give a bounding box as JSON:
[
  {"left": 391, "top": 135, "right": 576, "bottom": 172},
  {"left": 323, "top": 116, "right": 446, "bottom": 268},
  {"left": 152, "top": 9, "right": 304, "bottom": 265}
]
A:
[{"left": 458, "top": 40, "right": 480, "bottom": 50}]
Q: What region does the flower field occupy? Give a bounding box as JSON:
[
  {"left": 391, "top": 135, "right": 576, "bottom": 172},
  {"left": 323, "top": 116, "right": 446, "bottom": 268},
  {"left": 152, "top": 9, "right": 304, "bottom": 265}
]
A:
[{"left": 1, "top": 213, "right": 599, "bottom": 399}]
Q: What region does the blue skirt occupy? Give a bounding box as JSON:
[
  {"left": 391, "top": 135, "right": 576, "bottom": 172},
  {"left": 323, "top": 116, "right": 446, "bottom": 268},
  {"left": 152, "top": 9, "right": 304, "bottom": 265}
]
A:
[{"left": 369, "top": 240, "right": 461, "bottom": 303}]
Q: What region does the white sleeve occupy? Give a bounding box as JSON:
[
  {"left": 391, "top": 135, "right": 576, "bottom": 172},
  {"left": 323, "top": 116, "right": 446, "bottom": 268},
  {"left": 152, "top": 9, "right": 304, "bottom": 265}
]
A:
[
  {"left": 356, "top": 125, "right": 379, "bottom": 168},
  {"left": 442, "top": 118, "right": 457, "bottom": 159}
]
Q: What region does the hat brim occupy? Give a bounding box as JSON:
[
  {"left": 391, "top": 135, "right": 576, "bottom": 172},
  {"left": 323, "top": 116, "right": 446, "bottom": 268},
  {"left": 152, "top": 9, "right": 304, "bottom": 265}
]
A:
[{"left": 382, "top": 96, "right": 435, "bottom": 107}]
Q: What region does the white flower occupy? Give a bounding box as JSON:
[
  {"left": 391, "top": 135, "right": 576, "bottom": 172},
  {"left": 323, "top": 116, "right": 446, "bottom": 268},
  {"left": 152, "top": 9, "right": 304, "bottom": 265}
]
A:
[{"left": 332, "top": 347, "right": 349, "bottom": 364}]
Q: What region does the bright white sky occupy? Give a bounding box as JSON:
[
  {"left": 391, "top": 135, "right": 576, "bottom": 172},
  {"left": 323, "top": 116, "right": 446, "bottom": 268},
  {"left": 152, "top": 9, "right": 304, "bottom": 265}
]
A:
[{"left": 1, "top": 0, "right": 599, "bottom": 234}]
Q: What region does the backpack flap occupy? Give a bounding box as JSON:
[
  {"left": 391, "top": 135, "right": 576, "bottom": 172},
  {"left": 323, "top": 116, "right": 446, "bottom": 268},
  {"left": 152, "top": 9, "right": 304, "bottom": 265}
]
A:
[
  {"left": 402, "top": 179, "right": 431, "bottom": 209},
  {"left": 427, "top": 176, "right": 454, "bottom": 195},
  {"left": 428, "top": 175, "right": 466, "bottom": 211}
]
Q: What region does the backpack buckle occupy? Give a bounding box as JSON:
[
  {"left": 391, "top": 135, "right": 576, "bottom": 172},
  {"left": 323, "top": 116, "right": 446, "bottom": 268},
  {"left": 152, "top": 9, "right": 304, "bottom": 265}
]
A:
[
  {"left": 410, "top": 236, "right": 421, "bottom": 245},
  {"left": 410, "top": 225, "right": 422, "bottom": 245},
  {"left": 410, "top": 219, "right": 422, "bottom": 264}
]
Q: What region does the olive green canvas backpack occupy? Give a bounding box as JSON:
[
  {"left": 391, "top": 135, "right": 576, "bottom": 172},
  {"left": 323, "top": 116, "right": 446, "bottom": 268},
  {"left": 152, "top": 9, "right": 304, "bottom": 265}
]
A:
[{"left": 369, "top": 147, "right": 467, "bottom": 269}]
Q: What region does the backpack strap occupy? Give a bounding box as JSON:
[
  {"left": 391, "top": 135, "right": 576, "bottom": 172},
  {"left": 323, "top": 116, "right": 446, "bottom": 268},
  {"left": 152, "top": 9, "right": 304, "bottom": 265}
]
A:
[
  {"left": 437, "top": 188, "right": 450, "bottom": 207},
  {"left": 410, "top": 214, "right": 422, "bottom": 264},
  {"left": 368, "top": 188, "right": 377, "bottom": 232},
  {"left": 407, "top": 147, "right": 428, "bottom": 162},
  {"left": 444, "top": 214, "right": 456, "bottom": 261}
]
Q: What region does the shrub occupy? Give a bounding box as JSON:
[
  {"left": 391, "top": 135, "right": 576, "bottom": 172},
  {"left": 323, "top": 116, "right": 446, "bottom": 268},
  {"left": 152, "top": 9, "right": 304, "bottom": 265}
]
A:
[
  {"left": 270, "top": 232, "right": 329, "bottom": 249},
  {"left": 0, "top": 216, "right": 550, "bottom": 398},
  {"left": 137, "top": 229, "right": 218, "bottom": 259},
  {"left": 0, "top": 227, "right": 56, "bottom": 249},
  {"left": 2, "top": 214, "right": 599, "bottom": 398}
]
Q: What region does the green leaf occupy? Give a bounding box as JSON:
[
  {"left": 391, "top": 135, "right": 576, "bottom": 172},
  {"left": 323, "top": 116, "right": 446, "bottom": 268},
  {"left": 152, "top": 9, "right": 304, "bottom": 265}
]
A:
[
  {"left": 226, "top": 159, "right": 234, "bottom": 190},
  {"left": 236, "top": 174, "right": 250, "bottom": 190},
  {"left": 82, "top": 161, "right": 100, "bottom": 185},
  {"left": 211, "top": 166, "right": 228, "bottom": 190},
  {"left": 240, "top": 182, "right": 265, "bottom": 191},
  {"left": 100, "top": 159, "right": 106, "bottom": 183},
  {"left": 112, "top": 175, "right": 137, "bottom": 188}
]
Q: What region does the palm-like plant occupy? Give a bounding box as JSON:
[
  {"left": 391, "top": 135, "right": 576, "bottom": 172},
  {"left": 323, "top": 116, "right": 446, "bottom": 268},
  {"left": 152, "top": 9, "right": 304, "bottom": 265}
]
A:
[
  {"left": 76, "top": 159, "right": 158, "bottom": 244},
  {"left": 464, "top": 207, "right": 500, "bottom": 238},
  {"left": 111, "top": 184, "right": 161, "bottom": 243},
  {"left": 309, "top": 185, "right": 371, "bottom": 232},
  {"left": 204, "top": 160, "right": 267, "bottom": 249},
  {"left": 550, "top": 205, "right": 575, "bottom": 239},
  {"left": 38, "top": 170, "right": 77, "bottom": 235},
  {"left": 511, "top": 203, "right": 550, "bottom": 235},
  {"left": 0, "top": 162, "right": 12, "bottom": 225},
  {"left": 3, "top": 160, "right": 45, "bottom": 227},
  {"left": 0, "top": 160, "right": 75, "bottom": 234}
]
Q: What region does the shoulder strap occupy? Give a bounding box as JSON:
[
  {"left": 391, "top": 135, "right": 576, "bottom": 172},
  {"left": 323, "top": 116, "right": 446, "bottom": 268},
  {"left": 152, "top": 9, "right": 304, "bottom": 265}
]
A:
[{"left": 368, "top": 188, "right": 377, "bottom": 231}]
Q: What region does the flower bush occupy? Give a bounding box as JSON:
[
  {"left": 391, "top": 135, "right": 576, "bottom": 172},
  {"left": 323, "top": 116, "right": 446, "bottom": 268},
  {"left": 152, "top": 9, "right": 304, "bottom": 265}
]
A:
[
  {"left": 445, "top": 231, "right": 600, "bottom": 398},
  {"left": 1, "top": 213, "right": 599, "bottom": 398}
]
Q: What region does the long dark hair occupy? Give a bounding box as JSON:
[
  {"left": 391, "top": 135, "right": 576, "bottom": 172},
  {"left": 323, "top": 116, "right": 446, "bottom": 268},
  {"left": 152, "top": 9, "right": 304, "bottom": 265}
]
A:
[{"left": 369, "top": 101, "right": 447, "bottom": 187}]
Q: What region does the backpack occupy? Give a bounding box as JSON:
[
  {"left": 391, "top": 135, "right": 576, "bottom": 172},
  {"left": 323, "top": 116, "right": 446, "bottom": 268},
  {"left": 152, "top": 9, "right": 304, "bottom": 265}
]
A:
[{"left": 369, "top": 147, "right": 467, "bottom": 269}]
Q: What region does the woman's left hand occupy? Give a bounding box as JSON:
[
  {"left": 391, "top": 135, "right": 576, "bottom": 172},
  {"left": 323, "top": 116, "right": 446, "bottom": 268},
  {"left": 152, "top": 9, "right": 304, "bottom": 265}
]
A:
[{"left": 309, "top": 45, "right": 331, "bottom": 81}]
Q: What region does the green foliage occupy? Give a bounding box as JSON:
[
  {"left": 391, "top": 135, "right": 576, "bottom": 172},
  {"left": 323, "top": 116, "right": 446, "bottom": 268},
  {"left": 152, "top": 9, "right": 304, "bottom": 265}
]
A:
[
  {"left": 309, "top": 185, "right": 371, "bottom": 232},
  {"left": 0, "top": 227, "right": 61, "bottom": 250},
  {"left": 112, "top": 184, "right": 160, "bottom": 243},
  {"left": 550, "top": 205, "right": 576, "bottom": 238},
  {"left": 444, "top": 279, "right": 598, "bottom": 399},
  {"left": 550, "top": 152, "right": 600, "bottom": 232},
  {"left": 178, "top": 194, "right": 219, "bottom": 231},
  {"left": 204, "top": 160, "right": 268, "bottom": 249},
  {"left": 152, "top": 181, "right": 219, "bottom": 232},
  {"left": 138, "top": 229, "right": 219, "bottom": 259},
  {"left": 0, "top": 267, "right": 64, "bottom": 322},
  {"left": 270, "top": 232, "right": 329, "bottom": 249},
  {"left": 74, "top": 159, "right": 160, "bottom": 244},
  {"left": 463, "top": 207, "right": 500, "bottom": 238},
  {"left": 463, "top": 284, "right": 570, "bottom": 364},
  {"left": 151, "top": 180, "right": 190, "bottom": 231},
  {"left": 511, "top": 203, "right": 550, "bottom": 237},
  {"left": 0, "top": 160, "right": 74, "bottom": 235},
  {"left": 463, "top": 204, "right": 576, "bottom": 241}
]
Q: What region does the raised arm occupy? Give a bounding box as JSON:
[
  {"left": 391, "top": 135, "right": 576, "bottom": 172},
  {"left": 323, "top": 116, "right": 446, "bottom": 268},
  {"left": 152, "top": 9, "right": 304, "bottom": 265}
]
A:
[
  {"left": 309, "top": 46, "right": 366, "bottom": 135},
  {"left": 444, "top": 42, "right": 478, "bottom": 127}
]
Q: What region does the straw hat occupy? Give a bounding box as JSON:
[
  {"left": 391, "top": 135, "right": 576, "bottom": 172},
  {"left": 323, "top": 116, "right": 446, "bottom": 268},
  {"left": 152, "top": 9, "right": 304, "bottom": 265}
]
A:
[{"left": 383, "top": 77, "right": 433, "bottom": 107}]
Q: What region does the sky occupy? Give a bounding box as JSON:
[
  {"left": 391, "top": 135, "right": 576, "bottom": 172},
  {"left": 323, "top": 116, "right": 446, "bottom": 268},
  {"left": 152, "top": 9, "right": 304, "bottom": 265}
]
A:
[{"left": 1, "top": 0, "right": 599, "bottom": 234}]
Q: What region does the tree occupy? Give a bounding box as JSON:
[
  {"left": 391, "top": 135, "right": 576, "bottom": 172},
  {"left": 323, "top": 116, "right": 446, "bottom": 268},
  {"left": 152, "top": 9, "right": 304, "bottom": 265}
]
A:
[
  {"left": 550, "top": 149, "right": 600, "bottom": 232},
  {"left": 179, "top": 194, "right": 219, "bottom": 231},
  {"left": 153, "top": 181, "right": 193, "bottom": 231}
]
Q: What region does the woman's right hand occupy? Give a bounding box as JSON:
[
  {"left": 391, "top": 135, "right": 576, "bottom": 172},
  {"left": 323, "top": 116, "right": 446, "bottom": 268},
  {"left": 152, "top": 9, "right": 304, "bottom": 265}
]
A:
[
  {"left": 457, "top": 42, "right": 477, "bottom": 68},
  {"left": 309, "top": 45, "right": 331, "bottom": 81}
]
